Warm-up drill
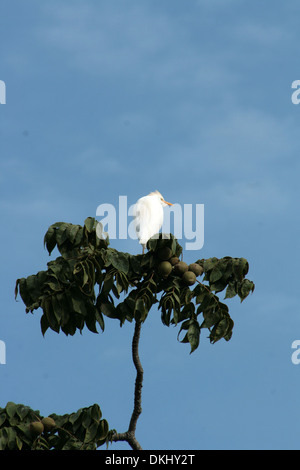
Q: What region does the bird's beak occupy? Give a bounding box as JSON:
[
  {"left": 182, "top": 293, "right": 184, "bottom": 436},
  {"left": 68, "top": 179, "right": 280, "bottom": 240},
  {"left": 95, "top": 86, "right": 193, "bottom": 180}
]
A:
[{"left": 163, "top": 200, "right": 173, "bottom": 206}]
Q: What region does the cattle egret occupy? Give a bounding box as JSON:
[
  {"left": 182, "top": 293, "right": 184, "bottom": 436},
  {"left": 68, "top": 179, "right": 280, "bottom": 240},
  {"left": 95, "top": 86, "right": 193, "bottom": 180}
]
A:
[{"left": 133, "top": 190, "right": 173, "bottom": 253}]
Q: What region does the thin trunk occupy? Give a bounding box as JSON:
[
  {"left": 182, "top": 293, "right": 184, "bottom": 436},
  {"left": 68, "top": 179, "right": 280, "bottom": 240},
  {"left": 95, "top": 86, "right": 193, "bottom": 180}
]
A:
[{"left": 111, "top": 319, "right": 143, "bottom": 450}]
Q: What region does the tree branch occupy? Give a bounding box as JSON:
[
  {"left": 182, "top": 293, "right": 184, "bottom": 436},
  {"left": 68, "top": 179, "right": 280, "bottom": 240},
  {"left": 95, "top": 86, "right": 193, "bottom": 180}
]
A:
[
  {"left": 129, "top": 319, "right": 143, "bottom": 434},
  {"left": 111, "top": 319, "right": 143, "bottom": 450}
]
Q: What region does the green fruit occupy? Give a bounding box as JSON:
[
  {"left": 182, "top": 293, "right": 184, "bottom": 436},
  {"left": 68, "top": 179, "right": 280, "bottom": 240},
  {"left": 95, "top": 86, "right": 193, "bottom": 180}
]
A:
[
  {"left": 157, "top": 246, "right": 172, "bottom": 261},
  {"left": 41, "top": 417, "right": 56, "bottom": 432},
  {"left": 182, "top": 271, "right": 197, "bottom": 286},
  {"left": 188, "top": 263, "right": 204, "bottom": 277},
  {"left": 170, "top": 256, "right": 179, "bottom": 266},
  {"left": 174, "top": 261, "right": 189, "bottom": 276},
  {"left": 29, "top": 421, "right": 44, "bottom": 437},
  {"left": 158, "top": 261, "right": 173, "bottom": 277}
]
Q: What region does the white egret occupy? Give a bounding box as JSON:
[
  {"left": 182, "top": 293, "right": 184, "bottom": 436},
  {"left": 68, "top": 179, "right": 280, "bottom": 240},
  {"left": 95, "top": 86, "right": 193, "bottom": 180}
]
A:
[{"left": 133, "top": 190, "right": 173, "bottom": 254}]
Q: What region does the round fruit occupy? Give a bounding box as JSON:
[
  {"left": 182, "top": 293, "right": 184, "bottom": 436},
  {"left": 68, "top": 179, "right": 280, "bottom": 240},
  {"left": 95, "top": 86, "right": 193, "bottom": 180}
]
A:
[
  {"left": 170, "top": 256, "right": 179, "bottom": 266},
  {"left": 188, "top": 263, "right": 204, "bottom": 277},
  {"left": 158, "top": 261, "right": 173, "bottom": 277},
  {"left": 29, "top": 421, "right": 44, "bottom": 437},
  {"left": 41, "top": 417, "right": 56, "bottom": 432},
  {"left": 174, "top": 261, "right": 189, "bottom": 276},
  {"left": 157, "top": 246, "right": 172, "bottom": 261},
  {"left": 182, "top": 271, "right": 197, "bottom": 286}
]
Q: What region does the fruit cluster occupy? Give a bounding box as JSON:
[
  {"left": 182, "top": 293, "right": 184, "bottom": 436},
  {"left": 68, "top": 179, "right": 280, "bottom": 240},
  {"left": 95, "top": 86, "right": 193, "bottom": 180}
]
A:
[
  {"left": 29, "top": 417, "right": 56, "bottom": 437},
  {"left": 155, "top": 246, "right": 204, "bottom": 285}
]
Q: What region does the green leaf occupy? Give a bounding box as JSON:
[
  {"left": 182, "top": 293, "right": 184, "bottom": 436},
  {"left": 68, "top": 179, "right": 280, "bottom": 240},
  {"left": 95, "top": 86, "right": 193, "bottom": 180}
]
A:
[
  {"left": 210, "top": 279, "right": 228, "bottom": 294},
  {"left": 0, "top": 428, "right": 8, "bottom": 450},
  {"left": 238, "top": 279, "right": 255, "bottom": 302},
  {"left": 16, "top": 404, "right": 30, "bottom": 421},
  {"left": 82, "top": 409, "right": 92, "bottom": 429},
  {"left": 74, "top": 226, "right": 84, "bottom": 247},
  {"left": 5, "top": 402, "right": 17, "bottom": 419},
  {"left": 219, "top": 258, "right": 233, "bottom": 282},
  {"left": 196, "top": 290, "right": 216, "bottom": 314},
  {"left": 115, "top": 272, "right": 127, "bottom": 295},
  {"left": 0, "top": 413, "right": 7, "bottom": 427},
  {"left": 55, "top": 224, "right": 70, "bottom": 246},
  {"left": 84, "top": 421, "right": 98, "bottom": 443},
  {"left": 68, "top": 224, "right": 80, "bottom": 244},
  {"left": 16, "top": 278, "right": 31, "bottom": 307},
  {"left": 106, "top": 249, "right": 129, "bottom": 274},
  {"left": 209, "top": 267, "right": 223, "bottom": 283},
  {"left": 232, "top": 258, "right": 247, "bottom": 282},
  {"left": 51, "top": 295, "right": 62, "bottom": 325},
  {"left": 26, "top": 274, "right": 44, "bottom": 300},
  {"left": 90, "top": 404, "right": 102, "bottom": 422},
  {"left": 240, "top": 257, "right": 249, "bottom": 276},
  {"left": 129, "top": 254, "right": 143, "bottom": 276},
  {"left": 225, "top": 282, "right": 237, "bottom": 299},
  {"left": 6, "top": 426, "right": 17, "bottom": 450},
  {"left": 134, "top": 298, "right": 148, "bottom": 322},
  {"left": 97, "top": 419, "right": 109, "bottom": 440},
  {"left": 69, "top": 291, "right": 87, "bottom": 316},
  {"left": 95, "top": 309, "right": 105, "bottom": 332},
  {"left": 224, "top": 317, "right": 234, "bottom": 341},
  {"left": 203, "top": 257, "right": 219, "bottom": 272},
  {"left": 44, "top": 225, "right": 57, "bottom": 255},
  {"left": 192, "top": 283, "right": 206, "bottom": 304},
  {"left": 15, "top": 435, "right": 23, "bottom": 450},
  {"left": 41, "top": 296, "right": 60, "bottom": 333},
  {"left": 84, "top": 217, "right": 95, "bottom": 233},
  {"left": 82, "top": 264, "right": 90, "bottom": 287},
  {"left": 85, "top": 312, "right": 98, "bottom": 334},
  {"left": 187, "top": 319, "right": 200, "bottom": 353},
  {"left": 100, "top": 302, "right": 117, "bottom": 319},
  {"left": 40, "top": 314, "right": 49, "bottom": 336},
  {"left": 177, "top": 319, "right": 200, "bottom": 352},
  {"left": 101, "top": 273, "right": 114, "bottom": 295},
  {"left": 14, "top": 279, "right": 20, "bottom": 300},
  {"left": 69, "top": 409, "right": 82, "bottom": 425},
  {"left": 200, "top": 307, "right": 222, "bottom": 329},
  {"left": 210, "top": 317, "right": 232, "bottom": 344},
  {"left": 147, "top": 236, "right": 158, "bottom": 252},
  {"left": 177, "top": 319, "right": 192, "bottom": 342}
]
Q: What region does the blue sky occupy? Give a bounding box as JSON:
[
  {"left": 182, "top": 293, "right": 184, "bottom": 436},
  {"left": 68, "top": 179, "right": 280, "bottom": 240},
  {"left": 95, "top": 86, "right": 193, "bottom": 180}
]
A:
[{"left": 1, "top": 0, "right": 300, "bottom": 450}]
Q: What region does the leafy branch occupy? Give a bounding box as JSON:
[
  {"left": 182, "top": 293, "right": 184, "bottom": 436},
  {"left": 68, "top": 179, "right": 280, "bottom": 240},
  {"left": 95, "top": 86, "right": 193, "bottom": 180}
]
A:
[
  {"left": 10, "top": 217, "right": 255, "bottom": 450},
  {"left": 0, "top": 402, "right": 110, "bottom": 450}
]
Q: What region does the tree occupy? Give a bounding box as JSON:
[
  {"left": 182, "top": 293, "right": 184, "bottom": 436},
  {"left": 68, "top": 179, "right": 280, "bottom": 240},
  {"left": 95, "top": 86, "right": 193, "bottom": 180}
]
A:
[{"left": 2, "top": 217, "right": 254, "bottom": 450}]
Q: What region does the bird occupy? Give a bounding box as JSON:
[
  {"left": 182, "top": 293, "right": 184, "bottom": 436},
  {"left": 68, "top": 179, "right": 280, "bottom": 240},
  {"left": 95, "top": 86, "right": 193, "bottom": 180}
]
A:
[{"left": 133, "top": 190, "right": 173, "bottom": 254}]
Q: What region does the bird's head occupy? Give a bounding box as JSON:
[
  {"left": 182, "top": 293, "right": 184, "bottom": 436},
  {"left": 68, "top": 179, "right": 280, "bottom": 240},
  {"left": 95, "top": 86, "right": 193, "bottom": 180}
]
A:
[{"left": 149, "top": 190, "right": 173, "bottom": 207}]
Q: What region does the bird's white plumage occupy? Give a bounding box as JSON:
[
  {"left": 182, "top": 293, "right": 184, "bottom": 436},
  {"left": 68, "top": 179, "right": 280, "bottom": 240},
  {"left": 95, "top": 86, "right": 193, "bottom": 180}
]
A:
[{"left": 133, "top": 190, "right": 172, "bottom": 253}]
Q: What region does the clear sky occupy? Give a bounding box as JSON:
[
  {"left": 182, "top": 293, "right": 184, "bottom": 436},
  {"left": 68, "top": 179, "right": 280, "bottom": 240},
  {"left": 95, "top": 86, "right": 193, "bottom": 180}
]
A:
[{"left": 1, "top": 0, "right": 300, "bottom": 450}]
